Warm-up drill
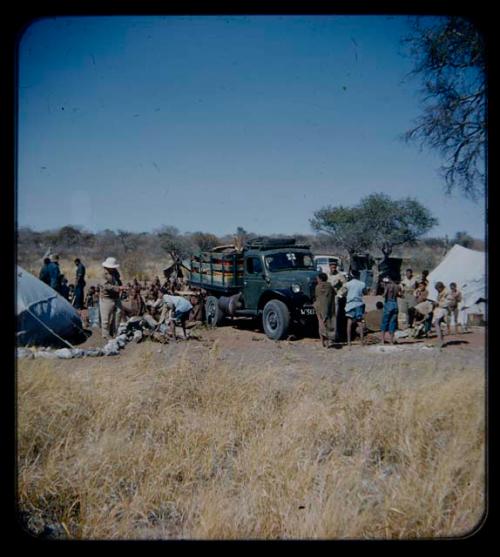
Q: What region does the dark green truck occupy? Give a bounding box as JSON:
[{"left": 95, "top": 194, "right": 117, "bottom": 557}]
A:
[{"left": 186, "top": 237, "right": 319, "bottom": 340}]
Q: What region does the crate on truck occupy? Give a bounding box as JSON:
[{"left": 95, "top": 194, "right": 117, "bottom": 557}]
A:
[{"left": 186, "top": 237, "right": 319, "bottom": 340}]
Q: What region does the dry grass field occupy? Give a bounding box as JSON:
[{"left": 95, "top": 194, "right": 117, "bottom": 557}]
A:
[{"left": 17, "top": 325, "right": 486, "bottom": 540}]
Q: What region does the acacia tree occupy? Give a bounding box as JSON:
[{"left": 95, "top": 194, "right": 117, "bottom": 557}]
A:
[
  {"left": 116, "top": 229, "right": 138, "bottom": 254},
  {"left": 358, "top": 193, "right": 438, "bottom": 259},
  {"left": 310, "top": 193, "right": 437, "bottom": 261},
  {"left": 403, "top": 16, "right": 486, "bottom": 200},
  {"left": 191, "top": 231, "right": 220, "bottom": 252},
  {"left": 156, "top": 225, "right": 194, "bottom": 261},
  {"left": 310, "top": 205, "right": 373, "bottom": 258}
]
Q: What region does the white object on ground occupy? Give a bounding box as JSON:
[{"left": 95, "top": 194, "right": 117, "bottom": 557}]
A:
[{"left": 33, "top": 350, "right": 58, "bottom": 359}]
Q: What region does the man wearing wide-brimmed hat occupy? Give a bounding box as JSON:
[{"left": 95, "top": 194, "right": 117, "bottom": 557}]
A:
[{"left": 99, "top": 257, "right": 125, "bottom": 339}]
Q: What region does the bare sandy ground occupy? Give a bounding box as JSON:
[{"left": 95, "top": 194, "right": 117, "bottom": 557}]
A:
[{"left": 55, "top": 316, "right": 486, "bottom": 388}]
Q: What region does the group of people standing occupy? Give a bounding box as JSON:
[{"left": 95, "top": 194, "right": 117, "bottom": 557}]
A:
[
  {"left": 38, "top": 254, "right": 203, "bottom": 341},
  {"left": 38, "top": 253, "right": 465, "bottom": 349},
  {"left": 314, "top": 263, "right": 464, "bottom": 349},
  {"left": 383, "top": 268, "right": 464, "bottom": 346},
  {"left": 314, "top": 260, "right": 367, "bottom": 349},
  {"left": 39, "top": 254, "right": 86, "bottom": 311}
]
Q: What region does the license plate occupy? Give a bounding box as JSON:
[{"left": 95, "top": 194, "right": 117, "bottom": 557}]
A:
[{"left": 300, "top": 307, "right": 316, "bottom": 316}]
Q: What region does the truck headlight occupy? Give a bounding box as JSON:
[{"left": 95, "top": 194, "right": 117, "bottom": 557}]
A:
[{"left": 291, "top": 283, "right": 302, "bottom": 293}]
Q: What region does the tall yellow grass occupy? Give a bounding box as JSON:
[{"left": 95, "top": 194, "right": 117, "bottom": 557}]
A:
[
  {"left": 20, "top": 258, "right": 167, "bottom": 285},
  {"left": 17, "top": 345, "right": 485, "bottom": 540}
]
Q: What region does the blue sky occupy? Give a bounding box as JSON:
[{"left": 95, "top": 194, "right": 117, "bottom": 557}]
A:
[{"left": 17, "top": 15, "right": 486, "bottom": 239}]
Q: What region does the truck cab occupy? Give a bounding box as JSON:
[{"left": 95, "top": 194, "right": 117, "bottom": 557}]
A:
[{"left": 187, "top": 237, "right": 319, "bottom": 340}]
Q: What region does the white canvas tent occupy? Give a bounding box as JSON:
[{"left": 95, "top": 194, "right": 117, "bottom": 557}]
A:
[
  {"left": 16, "top": 265, "right": 84, "bottom": 347},
  {"left": 427, "top": 244, "right": 486, "bottom": 324}
]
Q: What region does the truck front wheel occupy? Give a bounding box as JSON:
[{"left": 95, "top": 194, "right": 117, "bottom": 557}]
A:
[
  {"left": 262, "top": 299, "right": 290, "bottom": 340},
  {"left": 205, "top": 296, "right": 224, "bottom": 328}
]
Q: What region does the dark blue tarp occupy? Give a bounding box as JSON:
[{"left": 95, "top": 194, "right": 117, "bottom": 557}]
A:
[{"left": 16, "top": 265, "right": 84, "bottom": 347}]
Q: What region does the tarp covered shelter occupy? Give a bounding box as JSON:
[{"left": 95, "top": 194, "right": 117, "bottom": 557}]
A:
[
  {"left": 16, "top": 265, "right": 84, "bottom": 347},
  {"left": 427, "top": 244, "right": 486, "bottom": 322}
]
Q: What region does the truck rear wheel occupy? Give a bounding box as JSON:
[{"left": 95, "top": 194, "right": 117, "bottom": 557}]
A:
[
  {"left": 205, "top": 296, "right": 224, "bottom": 328},
  {"left": 262, "top": 299, "right": 290, "bottom": 340}
]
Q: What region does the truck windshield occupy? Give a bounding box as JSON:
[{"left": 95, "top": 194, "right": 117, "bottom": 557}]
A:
[{"left": 265, "top": 252, "right": 315, "bottom": 272}]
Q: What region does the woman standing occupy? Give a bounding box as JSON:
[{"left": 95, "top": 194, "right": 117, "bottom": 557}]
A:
[{"left": 99, "top": 257, "right": 124, "bottom": 339}]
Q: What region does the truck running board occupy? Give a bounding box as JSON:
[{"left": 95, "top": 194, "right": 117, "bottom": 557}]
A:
[{"left": 232, "top": 309, "right": 259, "bottom": 317}]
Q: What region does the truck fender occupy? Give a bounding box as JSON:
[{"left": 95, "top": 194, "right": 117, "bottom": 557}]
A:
[{"left": 257, "top": 289, "right": 293, "bottom": 311}]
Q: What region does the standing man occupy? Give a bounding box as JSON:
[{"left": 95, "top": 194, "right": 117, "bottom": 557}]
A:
[
  {"left": 380, "top": 276, "right": 401, "bottom": 345},
  {"left": 39, "top": 257, "right": 52, "bottom": 285},
  {"left": 327, "top": 260, "right": 346, "bottom": 290},
  {"left": 399, "top": 268, "right": 418, "bottom": 328},
  {"left": 446, "top": 282, "right": 463, "bottom": 334},
  {"left": 48, "top": 254, "right": 62, "bottom": 293},
  {"left": 432, "top": 281, "right": 449, "bottom": 347},
  {"left": 328, "top": 261, "right": 347, "bottom": 343},
  {"left": 73, "top": 258, "right": 86, "bottom": 314},
  {"left": 344, "top": 269, "right": 366, "bottom": 348},
  {"left": 99, "top": 257, "right": 125, "bottom": 339},
  {"left": 313, "top": 272, "right": 336, "bottom": 348}
]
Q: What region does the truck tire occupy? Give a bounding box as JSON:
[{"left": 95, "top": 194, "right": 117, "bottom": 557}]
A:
[
  {"left": 205, "top": 296, "right": 224, "bottom": 328},
  {"left": 262, "top": 299, "right": 290, "bottom": 340}
]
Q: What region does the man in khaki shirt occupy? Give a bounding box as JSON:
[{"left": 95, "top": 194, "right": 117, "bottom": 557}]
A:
[
  {"left": 327, "top": 261, "right": 346, "bottom": 290},
  {"left": 399, "top": 268, "right": 418, "bottom": 327},
  {"left": 432, "top": 281, "right": 449, "bottom": 347}
]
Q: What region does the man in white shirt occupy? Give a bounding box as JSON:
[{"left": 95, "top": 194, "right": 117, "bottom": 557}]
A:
[
  {"left": 399, "top": 268, "right": 418, "bottom": 328},
  {"left": 162, "top": 294, "right": 193, "bottom": 339},
  {"left": 344, "top": 269, "right": 366, "bottom": 348}
]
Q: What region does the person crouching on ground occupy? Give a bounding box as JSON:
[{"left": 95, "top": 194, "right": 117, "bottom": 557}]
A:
[
  {"left": 412, "top": 300, "right": 434, "bottom": 338},
  {"left": 380, "top": 276, "right": 401, "bottom": 345},
  {"left": 99, "top": 257, "right": 125, "bottom": 339},
  {"left": 163, "top": 294, "right": 193, "bottom": 340},
  {"left": 313, "top": 272, "right": 336, "bottom": 348},
  {"left": 187, "top": 293, "right": 205, "bottom": 328},
  {"left": 344, "top": 269, "right": 367, "bottom": 348},
  {"left": 121, "top": 285, "right": 146, "bottom": 319}
]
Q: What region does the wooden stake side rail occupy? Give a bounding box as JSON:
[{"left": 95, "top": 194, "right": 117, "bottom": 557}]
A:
[{"left": 189, "top": 252, "right": 244, "bottom": 291}]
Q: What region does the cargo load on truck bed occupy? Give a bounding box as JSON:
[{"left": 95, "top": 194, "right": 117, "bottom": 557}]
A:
[{"left": 189, "top": 249, "right": 244, "bottom": 292}]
